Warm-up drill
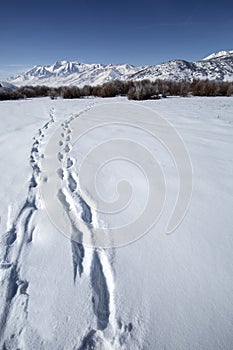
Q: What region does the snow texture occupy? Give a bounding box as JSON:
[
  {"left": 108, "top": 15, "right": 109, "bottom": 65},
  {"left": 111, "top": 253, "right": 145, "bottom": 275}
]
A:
[{"left": 0, "top": 96, "right": 233, "bottom": 349}]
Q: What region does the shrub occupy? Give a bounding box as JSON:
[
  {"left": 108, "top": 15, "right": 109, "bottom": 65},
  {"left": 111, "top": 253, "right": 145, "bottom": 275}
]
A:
[
  {"left": 61, "top": 86, "right": 81, "bottom": 99},
  {"left": 0, "top": 88, "right": 24, "bottom": 101}
]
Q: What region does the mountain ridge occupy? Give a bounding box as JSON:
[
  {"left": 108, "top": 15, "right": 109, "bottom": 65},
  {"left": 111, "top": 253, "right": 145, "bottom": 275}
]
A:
[
  {"left": 0, "top": 81, "right": 17, "bottom": 90},
  {"left": 8, "top": 50, "right": 233, "bottom": 87}
]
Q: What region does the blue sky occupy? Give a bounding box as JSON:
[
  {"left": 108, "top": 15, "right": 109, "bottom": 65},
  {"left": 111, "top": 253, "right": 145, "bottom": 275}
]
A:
[{"left": 0, "top": 0, "right": 233, "bottom": 79}]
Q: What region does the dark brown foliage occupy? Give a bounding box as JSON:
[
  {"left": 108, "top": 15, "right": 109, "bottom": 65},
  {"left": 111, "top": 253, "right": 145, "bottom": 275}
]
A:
[
  {"left": 1, "top": 79, "right": 233, "bottom": 101},
  {"left": 0, "top": 88, "right": 24, "bottom": 101}
]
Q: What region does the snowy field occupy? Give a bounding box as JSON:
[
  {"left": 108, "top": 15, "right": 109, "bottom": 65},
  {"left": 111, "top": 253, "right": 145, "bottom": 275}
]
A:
[{"left": 0, "top": 96, "right": 233, "bottom": 349}]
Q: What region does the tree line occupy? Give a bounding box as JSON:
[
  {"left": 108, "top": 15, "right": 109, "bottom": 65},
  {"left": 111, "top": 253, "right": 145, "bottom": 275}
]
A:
[{"left": 1, "top": 79, "right": 233, "bottom": 101}]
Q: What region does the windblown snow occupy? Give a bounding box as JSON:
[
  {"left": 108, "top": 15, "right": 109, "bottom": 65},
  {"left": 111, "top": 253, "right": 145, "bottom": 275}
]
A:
[{"left": 0, "top": 96, "right": 233, "bottom": 349}]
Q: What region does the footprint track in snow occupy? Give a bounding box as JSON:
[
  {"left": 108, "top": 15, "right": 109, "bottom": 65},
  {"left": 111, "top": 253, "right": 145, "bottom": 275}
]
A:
[
  {"left": 55, "top": 103, "right": 135, "bottom": 347},
  {"left": 0, "top": 108, "right": 56, "bottom": 348}
]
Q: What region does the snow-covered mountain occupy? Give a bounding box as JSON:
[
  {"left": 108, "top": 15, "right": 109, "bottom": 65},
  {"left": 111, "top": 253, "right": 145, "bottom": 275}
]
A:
[
  {"left": 0, "top": 81, "right": 17, "bottom": 90},
  {"left": 8, "top": 50, "right": 233, "bottom": 87},
  {"left": 202, "top": 50, "right": 233, "bottom": 60},
  {"left": 130, "top": 51, "right": 233, "bottom": 82},
  {"left": 9, "top": 61, "right": 142, "bottom": 87}
]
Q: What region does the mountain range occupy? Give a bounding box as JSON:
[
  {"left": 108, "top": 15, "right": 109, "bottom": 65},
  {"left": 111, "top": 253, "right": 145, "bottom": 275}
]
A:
[{"left": 8, "top": 50, "right": 233, "bottom": 87}]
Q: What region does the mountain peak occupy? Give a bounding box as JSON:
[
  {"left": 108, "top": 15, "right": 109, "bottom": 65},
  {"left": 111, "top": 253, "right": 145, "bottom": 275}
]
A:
[
  {"left": 56, "top": 60, "right": 69, "bottom": 64},
  {"left": 202, "top": 50, "right": 233, "bottom": 61}
]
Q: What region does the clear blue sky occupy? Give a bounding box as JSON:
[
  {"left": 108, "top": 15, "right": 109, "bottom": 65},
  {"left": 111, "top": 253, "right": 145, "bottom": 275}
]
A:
[{"left": 0, "top": 0, "right": 233, "bottom": 79}]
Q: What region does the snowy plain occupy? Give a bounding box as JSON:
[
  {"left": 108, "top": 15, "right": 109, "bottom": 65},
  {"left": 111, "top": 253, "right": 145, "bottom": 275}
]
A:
[{"left": 0, "top": 96, "right": 233, "bottom": 349}]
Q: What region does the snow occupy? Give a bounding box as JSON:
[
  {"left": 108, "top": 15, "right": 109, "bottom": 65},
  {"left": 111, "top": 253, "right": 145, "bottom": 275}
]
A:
[
  {"left": 8, "top": 61, "right": 141, "bottom": 87},
  {"left": 7, "top": 51, "right": 233, "bottom": 87},
  {"left": 0, "top": 81, "right": 17, "bottom": 89},
  {"left": 202, "top": 50, "right": 233, "bottom": 61},
  {"left": 0, "top": 96, "right": 233, "bottom": 349}
]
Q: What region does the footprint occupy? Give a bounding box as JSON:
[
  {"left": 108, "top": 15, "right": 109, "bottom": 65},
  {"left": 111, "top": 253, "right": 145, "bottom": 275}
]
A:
[
  {"left": 67, "top": 157, "right": 74, "bottom": 168},
  {"left": 58, "top": 152, "right": 64, "bottom": 162},
  {"left": 64, "top": 144, "right": 71, "bottom": 153},
  {"left": 59, "top": 140, "right": 63, "bottom": 146},
  {"left": 117, "top": 319, "right": 123, "bottom": 330},
  {"left": 57, "top": 168, "right": 64, "bottom": 180},
  {"left": 67, "top": 173, "right": 77, "bottom": 192},
  {"left": 124, "top": 323, "right": 133, "bottom": 333}
]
